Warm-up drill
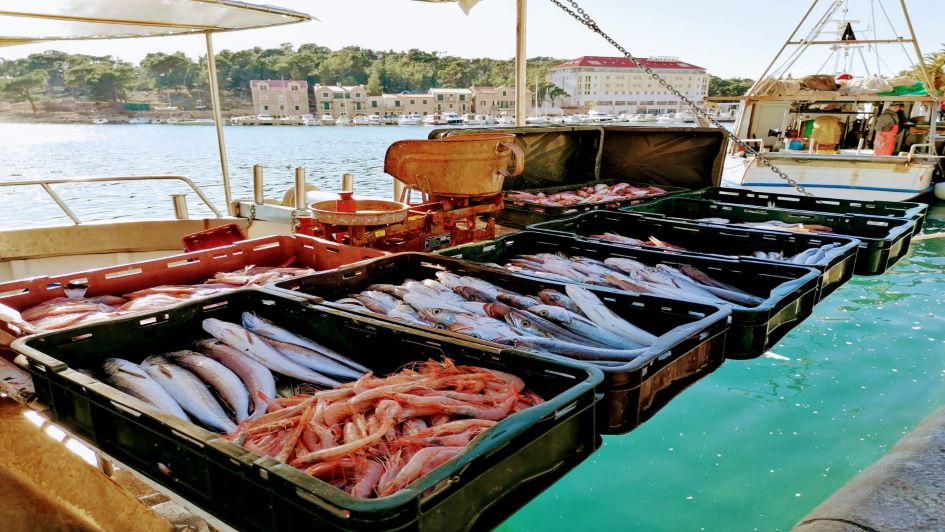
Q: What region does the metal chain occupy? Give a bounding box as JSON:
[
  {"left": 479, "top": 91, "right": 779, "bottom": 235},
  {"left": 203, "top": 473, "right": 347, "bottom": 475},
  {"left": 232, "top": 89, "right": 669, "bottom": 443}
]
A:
[{"left": 548, "top": 0, "right": 812, "bottom": 197}]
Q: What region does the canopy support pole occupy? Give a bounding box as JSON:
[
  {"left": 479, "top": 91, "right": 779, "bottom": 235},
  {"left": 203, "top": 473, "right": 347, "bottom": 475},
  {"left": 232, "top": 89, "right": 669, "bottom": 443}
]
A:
[
  {"left": 515, "top": 0, "right": 527, "bottom": 127},
  {"left": 898, "top": 0, "right": 938, "bottom": 150},
  {"left": 204, "top": 31, "right": 233, "bottom": 215}
]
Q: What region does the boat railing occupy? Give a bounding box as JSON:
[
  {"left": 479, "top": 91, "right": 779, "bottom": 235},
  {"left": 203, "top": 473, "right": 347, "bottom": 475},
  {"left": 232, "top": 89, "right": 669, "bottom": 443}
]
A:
[
  {"left": 0, "top": 175, "right": 223, "bottom": 224},
  {"left": 906, "top": 143, "right": 944, "bottom": 161}
]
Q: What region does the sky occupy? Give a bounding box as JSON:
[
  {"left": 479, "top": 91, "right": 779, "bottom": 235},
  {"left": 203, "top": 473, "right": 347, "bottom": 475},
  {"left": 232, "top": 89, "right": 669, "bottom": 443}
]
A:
[{"left": 1, "top": 0, "right": 943, "bottom": 79}]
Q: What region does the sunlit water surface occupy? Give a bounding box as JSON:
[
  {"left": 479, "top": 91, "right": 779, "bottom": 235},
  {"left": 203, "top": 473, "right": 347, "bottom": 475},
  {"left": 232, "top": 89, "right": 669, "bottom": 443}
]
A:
[{"left": 1, "top": 123, "right": 943, "bottom": 531}]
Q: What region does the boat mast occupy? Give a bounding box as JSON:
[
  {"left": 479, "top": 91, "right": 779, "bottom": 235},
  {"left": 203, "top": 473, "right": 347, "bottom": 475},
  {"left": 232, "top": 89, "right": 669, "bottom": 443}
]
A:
[
  {"left": 204, "top": 31, "right": 233, "bottom": 216},
  {"left": 515, "top": 0, "right": 527, "bottom": 127}
]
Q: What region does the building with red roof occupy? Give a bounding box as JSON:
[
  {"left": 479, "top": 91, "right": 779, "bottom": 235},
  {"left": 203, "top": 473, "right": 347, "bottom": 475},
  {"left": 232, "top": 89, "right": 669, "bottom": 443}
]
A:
[{"left": 548, "top": 56, "right": 708, "bottom": 115}]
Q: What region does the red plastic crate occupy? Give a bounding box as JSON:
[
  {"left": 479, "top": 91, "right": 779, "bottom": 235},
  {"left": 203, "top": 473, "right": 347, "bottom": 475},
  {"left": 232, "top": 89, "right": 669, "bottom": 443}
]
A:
[{"left": 0, "top": 235, "right": 385, "bottom": 346}]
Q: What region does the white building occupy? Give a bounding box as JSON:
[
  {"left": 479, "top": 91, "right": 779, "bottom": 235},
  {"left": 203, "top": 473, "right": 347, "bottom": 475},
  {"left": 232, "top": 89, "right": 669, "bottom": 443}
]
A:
[{"left": 548, "top": 56, "right": 708, "bottom": 115}]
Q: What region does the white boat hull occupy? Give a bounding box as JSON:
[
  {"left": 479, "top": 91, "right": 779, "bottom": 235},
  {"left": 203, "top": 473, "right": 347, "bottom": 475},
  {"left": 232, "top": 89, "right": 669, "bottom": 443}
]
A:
[{"left": 721, "top": 154, "right": 935, "bottom": 201}]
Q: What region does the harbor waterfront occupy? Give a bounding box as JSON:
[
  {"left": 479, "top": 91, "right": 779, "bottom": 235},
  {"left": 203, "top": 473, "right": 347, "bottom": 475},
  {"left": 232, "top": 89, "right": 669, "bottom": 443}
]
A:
[{"left": 1, "top": 122, "right": 943, "bottom": 530}]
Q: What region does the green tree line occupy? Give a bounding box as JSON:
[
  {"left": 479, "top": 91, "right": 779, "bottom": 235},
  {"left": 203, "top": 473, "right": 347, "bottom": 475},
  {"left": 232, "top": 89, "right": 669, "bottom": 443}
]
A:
[{"left": 1, "top": 43, "right": 759, "bottom": 111}]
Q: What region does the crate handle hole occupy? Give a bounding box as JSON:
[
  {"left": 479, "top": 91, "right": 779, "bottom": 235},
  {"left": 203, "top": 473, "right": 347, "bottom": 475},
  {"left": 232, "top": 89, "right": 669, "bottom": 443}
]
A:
[
  {"left": 104, "top": 268, "right": 141, "bottom": 279},
  {"left": 342, "top": 270, "right": 364, "bottom": 280},
  {"left": 69, "top": 333, "right": 94, "bottom": 343},
  {"left": 201, "top": 301, "right": 229, "bottom": 312}
]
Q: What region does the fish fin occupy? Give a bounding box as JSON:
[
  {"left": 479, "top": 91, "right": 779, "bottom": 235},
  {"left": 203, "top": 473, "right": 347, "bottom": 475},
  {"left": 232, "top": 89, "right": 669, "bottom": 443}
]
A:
[
  {"left": 117, "top": 367, "right": 149, "bottom": 379},
  {"left": 158, "top": 365, "right": 174, "bottom": 378}
]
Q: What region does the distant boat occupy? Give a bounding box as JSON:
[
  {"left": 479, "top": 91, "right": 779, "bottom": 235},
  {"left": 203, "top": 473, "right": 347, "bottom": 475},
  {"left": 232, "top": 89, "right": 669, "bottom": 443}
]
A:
[
  {"left": 525, "top": 115, "right": 548, "bottom": 125},
  {"left": 91, "top": 118, "right": 108, "bottom": 124},
  {"left": 335, "top": 114, "right": 353, "bottom": 126},
  {"left": 562, "top": 114, "right": 585, "bottom": 124},
  {"left": 461, "top": 113, "right": 481, "bottom": 125},
  {"left": 398, "top": 114, "right": 423, "bottom": 125},
  {"left": 320, "top": 113, "right": 335, "bottom": 125},
  {"left": 352, "top": 115, "right": 370, "bottom": 126},
  {"left": 367, "top": 114, "right": 383, "bottom": 125},
  {"left": 127, "top": 117, "right": 151, "bottom": 124},
  {"left": 495, "top": 115, "right": 516, "bottom": 125},
  {"left": 300, "top": 114, "right": 320, "bottom": 126},
  {"left": 422, "top": 114, "right": 441, "bottom": 125},
  {"left": 587, "top": 109, "right": 616, "bottom": 123},
  {"left": 175, "top": 118, "right": 215, "bottom": 125},
  {"left": 441, "top": 112, "right": 463, "bottom": 125}
]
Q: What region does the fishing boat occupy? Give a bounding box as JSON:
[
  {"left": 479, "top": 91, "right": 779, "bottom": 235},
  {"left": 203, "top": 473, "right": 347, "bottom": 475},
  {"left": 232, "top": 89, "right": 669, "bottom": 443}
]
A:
[
  {"left": 721, "top": 0, "right": 942, "bottom": 201},
  {"left": 441, "top": 111, "right": 464, "bottom": 124},
  {"left": 320, "top": 113, "right": 335, "bottom": 125},
  {"left": 398, "top": 113, "right": 423, "bottom": 125}
]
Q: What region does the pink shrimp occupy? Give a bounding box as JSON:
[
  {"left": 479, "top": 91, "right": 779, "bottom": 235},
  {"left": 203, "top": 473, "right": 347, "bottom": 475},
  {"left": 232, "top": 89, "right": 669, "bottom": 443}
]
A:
[
  {"left": 349, "top": 459, "right": 385, "bottom": 498},
  {"left": 378, "top": 446, "right": 464, "bottom": 497}
]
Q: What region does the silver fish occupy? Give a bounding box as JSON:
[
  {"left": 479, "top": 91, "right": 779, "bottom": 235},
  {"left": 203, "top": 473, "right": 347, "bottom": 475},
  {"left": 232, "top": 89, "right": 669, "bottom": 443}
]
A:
[
  {"left": 537, "top": 289, "right": 585, "bottom": 315},
  {"left": 564, "top": 285, "right": 657, "bottom": 346},
  {"left": 353, "top": 294, "right": 392, "bottom": 314},
  {"left": 196, "top": 339, "right": 275, "bottom": 419},
  {"left": 388, "top": 302, "right": 427, "bottom": 326},
  {"left": 367, "top": 284, "right": 407, "bottom": 299},
  {"left": 203, "top": 318, "right": 341, "bottom": 387},
  {"left": 504, "top": 309, "right": 610, "bottom": 347},
  {"left": 453, "top": 285, "right": 497, "bottom": 303},
  {"left": 417, "top": 307, "right": 520, "bottom": 339},
  {"left": 528, "top": 305, "right": 645, "bottom": 349},
  {"left": 260, "top": 338, "right": 363, "bottom": 381},
  {"left": 603, "top": 257, "right": 648, "bottom": 273},
  {"left": 102, "top": 358, "right": 188, "bottom": 421},
  {"left": 142, "top": 355, "right": 236, "bottom": 433},
  {"left": 164, "top": 350, "right": 251, "bottom": 422},
  {"left": 402, "top": 292, "right": 471, "bottom": 314},
  {"left": 241, "top": 312, "right": 369, "bottom": 373},
  {"left": 359, "top": 290, "right": 400, "bottom": 312},
  {"left": 495, "top": 292, "right": 542, "bottom": 310},
  {"left": 511, "top": 337, "right": 646, "bottom": 362},
  {"left": 434, "top": 271, "right": 465, "bottom": 290}
]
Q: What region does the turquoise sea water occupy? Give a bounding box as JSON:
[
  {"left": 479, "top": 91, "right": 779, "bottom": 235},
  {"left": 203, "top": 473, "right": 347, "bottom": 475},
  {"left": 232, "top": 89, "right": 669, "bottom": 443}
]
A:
[{"left": 1, "top": 123, "right": 943, "bottom": 530}]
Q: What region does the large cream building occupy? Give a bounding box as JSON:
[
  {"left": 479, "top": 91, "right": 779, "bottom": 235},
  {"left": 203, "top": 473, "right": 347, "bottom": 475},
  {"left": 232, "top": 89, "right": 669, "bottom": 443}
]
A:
[
  {"left": 311, "top": 84, "right": 524, "bottom": 117},
  {"left": 249, "top": 80, "right": 309, "bottom": 117},
  {"left": 548, "top": 56, "right": 708, "bottom": 115}
]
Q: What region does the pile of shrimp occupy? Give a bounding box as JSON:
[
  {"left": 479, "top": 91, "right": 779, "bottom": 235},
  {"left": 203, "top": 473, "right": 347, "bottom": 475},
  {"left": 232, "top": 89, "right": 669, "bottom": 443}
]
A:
[{"left": 225, "top": 358, "right": 543, "bottom": 498}]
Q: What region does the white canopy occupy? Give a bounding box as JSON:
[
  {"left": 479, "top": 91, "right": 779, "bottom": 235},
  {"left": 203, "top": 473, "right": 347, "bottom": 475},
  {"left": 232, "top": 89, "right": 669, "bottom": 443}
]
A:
[{"left": 0, "top": 0, "right": 310, "bottom": 46}]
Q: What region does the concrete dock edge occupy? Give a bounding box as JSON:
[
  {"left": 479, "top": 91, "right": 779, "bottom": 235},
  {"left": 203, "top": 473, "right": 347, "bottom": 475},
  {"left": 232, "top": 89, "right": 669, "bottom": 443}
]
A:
[{"left": 793, "top": 406, "right": 945, "bottom": 532}]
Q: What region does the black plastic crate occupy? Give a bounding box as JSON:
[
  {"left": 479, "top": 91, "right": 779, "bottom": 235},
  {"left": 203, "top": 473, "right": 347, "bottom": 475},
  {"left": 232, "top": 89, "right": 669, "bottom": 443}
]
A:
[
  {"left": 529, "top": 210, "right": 860, "bottom": 302},
  {"left": 499, "top": 179, "right": 688, "bottom": 227},
  {"left": 437, "top": 232, "right": 820, "bottom": 360},
  {"left": 272, "top": 253, "right": 730, "bottom": 434},
  {"left": 13, "top": 289, "right": 602, "bottom": 531},
  {"left": 622, "top": 196, "right": 915, "bottom": 275},
  {"left": 678, "top": 187, "right": 928, "bottom": 235}
]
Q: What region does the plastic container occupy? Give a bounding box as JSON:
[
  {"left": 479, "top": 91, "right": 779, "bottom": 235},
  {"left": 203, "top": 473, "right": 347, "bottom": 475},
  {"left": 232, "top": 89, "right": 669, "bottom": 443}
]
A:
[
  {"left": 528, "top": 210, "right": 860, "bottom": 302},
  {"left": 13, "top": 289, "right": 602, "bottom": 532},
  {"left": 437, "top": 232, "right": 820, "bottom": 360},
  {"left": 623, "top": 197, "right": 915, "bottom": 275},
  {"left": 0, "top": 235, "right": 386, "bottom": 346},
  {"left": 676, "top": 186, "right": 928, "bottom": 235},
  {"left": 500, "top": 179, "right": 688, "bottom": 227},
  {"left": 272, "top": 252, "right": 731, "bottom": 434},
  {"left": 786, "top": 138, "right": 806, "bottom": 150}
]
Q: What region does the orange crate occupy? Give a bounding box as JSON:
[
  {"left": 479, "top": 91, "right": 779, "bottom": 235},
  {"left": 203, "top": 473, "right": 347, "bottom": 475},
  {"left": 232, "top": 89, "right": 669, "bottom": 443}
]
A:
[{"left": 0, "top": 235, "right": 385, "bottom": 346}]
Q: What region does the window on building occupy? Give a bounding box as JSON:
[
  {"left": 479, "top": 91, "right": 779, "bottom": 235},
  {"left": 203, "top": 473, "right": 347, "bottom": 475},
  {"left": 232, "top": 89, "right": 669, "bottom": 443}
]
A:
[
  {"left": 459, "top": 95, "right": 465, "bottom": 101},
  {"left": 502, "top": 91, "right": 507, "bottom": 96},
  {"left": 260, "top": 85, "right": 267, "bottom": 91},
  {"left": 371, "top": 101, "right": 378, "bottom": 108},
  {"left": 290, "top": 85, "right": 299, "bottom": 91},
  {"left": 263, "top": 105, "right": 269, "bottom": 110},
  {"left": 279, "top": 105, "right": 284, "bottom": 110},
  {"left": 323, "top": 92, "right": 329, "bottom": 97},
  {"left": 323, "top": 102, "right": 330, "bottom": 110},
  {"left": 355, "top": 103, "right": 361, "bottom": 110},
  {"left": 355, "top": 93, "right": 361, "bottom": 98},
  {"left": 333, "top": 93, "right": 343, "bottom": 99},
  {"left": 437, "top": 95, "right": 444, "bottom": 101},
  {"left": 395, "top": 101, "right": 401, "bottom": 107},
  {"left": 423, "top": 100, "right": 427, "bottom": 104},
  {"left": 410, "top": 100, "right": 415, "bottom": 105},
  {"left": 294, "top": 105, "right": 300, "bottom": 111}
]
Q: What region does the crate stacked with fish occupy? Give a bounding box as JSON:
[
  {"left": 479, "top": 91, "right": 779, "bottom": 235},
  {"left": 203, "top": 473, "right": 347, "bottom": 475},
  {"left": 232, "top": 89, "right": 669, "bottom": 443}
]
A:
[
  {"left": 529, "top": 210, "right": 860, "bottom": 301},
  {"left": 13, "top": 289, "right": 600, "bottom": 531},
  {"left": 500, "top": 179, "right": 687, "bottom": 227},
  {"left": 621, "top": 195, "right": 917, "bottom": 275},
  {"left": 0, "top": 235, "right": 384, "bottom": 345},
  {"left": 273, "top": 252, "right": 730, "bottom": 434},
  {"left": 677, "top": 187, "right": 928, "bottom": 235},
  {"left": 438, "top": 232, "right": 821, "bottom": 359}
]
